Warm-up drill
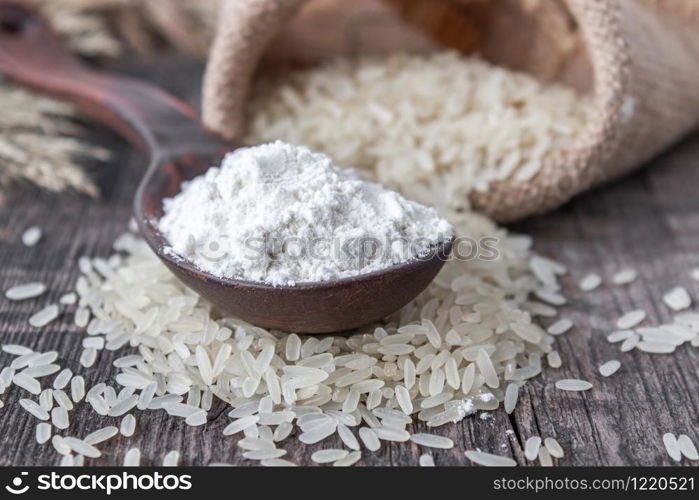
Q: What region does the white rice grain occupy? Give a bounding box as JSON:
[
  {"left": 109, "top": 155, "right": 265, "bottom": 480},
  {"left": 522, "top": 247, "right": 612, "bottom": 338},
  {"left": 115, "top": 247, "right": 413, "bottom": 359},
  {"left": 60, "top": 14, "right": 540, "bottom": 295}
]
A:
[
  {"left": 64, "top": 436, "right": 101, "bottom": 458},
  {"left": 53, "top": 369, "right": 72, "bottom": 390},
  {"left": 22, "top": 363, "right": 61, "bottom": 378},
  {"left": 677, "top": 434, "right": 698, "bottom": 461},
  {"left": 337, "top": 424, "right": 360, "bottom": 451},
  {"left": 394, "top": 385, "right": 413, "bottom": 415},
  {"left": 544, "top": 437, "right": 564, "bottom": 458},
  {"left": 52, "top": 435, "right": 71, "bottom": 455},
  {"left": 555, "top": 379, "right": 592, "bottom": 392},
  {"left": 612, "top": 268, "right": 637, "bottom": 285},
  {"left": 195, "top": 345, "right": 213, "bottom": 385},
  {"left": 136, "top": 382, "right": 157, "bottom": 410},
  {"left": 2, "top": 344, "right": 32, "bottom": 356},
  {"left": 53, "top": 389, "right": 74, "bottom": 411},
  {"left": 5, "top": 282, "right": 47, "bottom": 301},
  {"left": 163, "top": 450, "right": 180, "bottom": 466},
  {"left": 599, "top": 360, "right": 621, "bottom": 377},
  {"left": 51, "top": 407, "right": 69, "bottom": 429},
  {"left": 464, "top": 450, "right": 516, "bottom": 467},
  {"left": 13, "top": 373, "right": 41, "bottom": 395},
  {"left": 333, "top": 451, "right": 361, "bottom": 467},
  {"left": 359, "top": 427, "right": 381, "bottom": 451},
  {"left": 224, "top": 415, "right": 260, "bottom": 436},
  {"left": 375, "top": 426, "right": 411, "bottom": 442},
  {"left": 504, "top": 383, "right": 519, "bottom": 414},
  {"left": 82, "top": 337, "right": 105, "bottom": 350},
  {"left": 579, "top": 274, "right": 601, "bottom": 292},
  {"left": 29, "top": 304, "right": 59, "bottom": 327},
  {"left": 260, "top": 458, "right": 297, "bottom": 467},
  {"left": 10, "top": 352, "right": 40, "bottom": 369},
  {"left": 39, "top": 389, "right": 53, "bottom": 411},
  {"left": 273, "top": 422, "right": 293, "bottom": 442},
  {"left": 108, "top": 395, "right": 138, "bottom": 417},
  {"left": 36, "top": 422, "right": 51, "bottom": 444},
  {"left": 620, "top": 333, "right": 640, "bottom": 352},
  {"left": 70, "top": 376, "right": 85, "bottom": 403},
  {"left": 124, "top": 448, "right": 141, "bottom": 466},
  {"left": 547, "top": 351, "right": 562, "bottom": 368},
  {"left": 22, "top": 226, "right": 42, "bottom": 246},
  {"left": 20, "top": 399, "right": 49, "bottom": 420},
  {"left": 616, "top": 310, "right": 646, "bottom": 330},
  {"left": 663, "top": 433, "right": 682, "bottom": 462},
  {"left": 285, "top": 334, "right": 302, "bottom": 362},
  {"left": 476, "top": 349, "right": 499, "bottom": 389},
  {"left": 547, "top": 319, "right": 573, "bottom": 336},
  {"left": 88, "top": 395, "right": 110, "bottom": 415},
  {"left": 524, "top": 437, "right": 541, "bottom": 461},
  {"left": 410, "top": 433, "right": 454, "bottom": 449},
  {"left": 238, "top": 437, "right": 275, "bottom": 451},
  {"left": 662, "top": 287, "right": 691, "bottom": 312},
  {"left": 607, "top": 330, "right": 634, "bottom": 343},
  {"left": 638, "top": 341, "right": 676, "bottom": 354},
  {"left": 74, "top": 307, "right": 90, "bottom": 328},
  {"left": 84, "top": 426, "right": 118, "bottom": 445},
  {"left": 539, "top": 447, "right": 553, "bottom": 466},
  {"left": 120, "top": 414, "right": 137, "bottom": 437},
  {"left": 79, "top": 348, "right": 97, "bottom": 368},
  {"left": 59, "top": 292, "right": 77, "bottom": 305},
  {"left": 243, "top": 449, "right": 287, "bottom": 460},
  {"left": 311, "top": 449, "right": 349, "bottom": 464}
]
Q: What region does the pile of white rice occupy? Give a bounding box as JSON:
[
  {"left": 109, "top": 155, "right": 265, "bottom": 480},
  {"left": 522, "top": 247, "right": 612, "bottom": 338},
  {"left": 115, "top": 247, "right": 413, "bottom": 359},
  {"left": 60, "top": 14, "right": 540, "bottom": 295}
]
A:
[
  {"left": 4, "top": 215, "right": 689, "bottom": 466},
  {"left": 6, "top": 50, "right": 696, "bottom": 466},
  {"left": 0, "top": 50, "right": 588, "bottom": 466},
  {"left": 4, "top": 213, "right": 567, "bottom": 466},
  {"left": 246, "top": 50, "right": 593, "bottom": 213}
]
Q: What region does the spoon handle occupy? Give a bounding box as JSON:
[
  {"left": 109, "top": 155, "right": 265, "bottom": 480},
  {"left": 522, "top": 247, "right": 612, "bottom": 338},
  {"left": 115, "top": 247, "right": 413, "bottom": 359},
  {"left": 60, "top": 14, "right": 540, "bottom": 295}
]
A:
[{"left": 0, "top": 1, "right": 226, "bottom": 157}]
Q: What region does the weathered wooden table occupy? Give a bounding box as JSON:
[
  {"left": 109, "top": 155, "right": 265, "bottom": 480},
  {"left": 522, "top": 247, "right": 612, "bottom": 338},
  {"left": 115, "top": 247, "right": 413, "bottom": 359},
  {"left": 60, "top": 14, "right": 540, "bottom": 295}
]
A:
[{"left": 1, "top": 58, "right": 698, "bottom": 466}]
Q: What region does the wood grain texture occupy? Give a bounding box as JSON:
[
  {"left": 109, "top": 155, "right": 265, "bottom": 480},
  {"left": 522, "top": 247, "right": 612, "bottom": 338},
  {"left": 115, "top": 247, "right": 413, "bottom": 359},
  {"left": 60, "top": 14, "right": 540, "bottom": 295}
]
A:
[{"left": 1, "top": 57, "right": 698, "bottom": 466}]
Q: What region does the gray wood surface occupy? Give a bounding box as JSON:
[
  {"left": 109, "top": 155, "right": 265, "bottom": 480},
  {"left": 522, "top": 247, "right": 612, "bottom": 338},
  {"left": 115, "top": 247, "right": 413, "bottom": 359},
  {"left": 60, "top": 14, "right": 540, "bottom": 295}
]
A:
[{"left": 1, "top": 58, "right": 698, "bottom": 466}]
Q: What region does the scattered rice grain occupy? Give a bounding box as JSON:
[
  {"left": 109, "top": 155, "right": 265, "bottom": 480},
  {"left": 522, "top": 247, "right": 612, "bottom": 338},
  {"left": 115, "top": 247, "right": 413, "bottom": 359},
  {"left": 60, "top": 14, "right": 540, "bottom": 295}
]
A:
[
  {"left": 555, "top": 379, "right": 592, "bottom": 392},
  {"left": 5, "top": 282, "right": 47, "bottom": 301},
  {"left": 524, "top": 437, "right": 541, "bottom": 461},
  {"left": 599, "top": 360, "right": 621, "bottom": 377},
  {"left": 663, "top": 433, "right": 682, "bottom": 462},
  {"left": 21, "top": 226, "right": 42, "bottom": 246},
  {"left": 28, "top": 304, "right": 59, "bottom": 328},
  {"left": 579, "top": 274, "right": 601, "bottom": 292},
  {"left": 464, "top": 450, "right": 516, "bottom": 467},
  {"left": 544, "top": 437, "right": 564, "bottom": 458},
  {"left": 616, "top": 310, "right": 646, "bottom": 330},
  {"left": 120, "top": 414, "right": 136, "bottom": 437}
]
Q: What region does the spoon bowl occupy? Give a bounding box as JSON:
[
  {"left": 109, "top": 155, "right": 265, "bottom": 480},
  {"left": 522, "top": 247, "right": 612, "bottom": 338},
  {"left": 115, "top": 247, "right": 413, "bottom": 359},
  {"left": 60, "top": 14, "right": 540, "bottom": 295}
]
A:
[
  {"left": 0, "top": 1, "right": 453, "bottom": 333},
  {"left": 138, "top": 153, "right": 453, "bottom": 332}
]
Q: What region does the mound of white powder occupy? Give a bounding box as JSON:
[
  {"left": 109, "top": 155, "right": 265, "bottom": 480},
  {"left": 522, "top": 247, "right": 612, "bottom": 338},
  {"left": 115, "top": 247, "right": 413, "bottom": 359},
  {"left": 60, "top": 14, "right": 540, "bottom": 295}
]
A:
[{"left": 158, "top": 141, "right": 453, "bottom": 286}]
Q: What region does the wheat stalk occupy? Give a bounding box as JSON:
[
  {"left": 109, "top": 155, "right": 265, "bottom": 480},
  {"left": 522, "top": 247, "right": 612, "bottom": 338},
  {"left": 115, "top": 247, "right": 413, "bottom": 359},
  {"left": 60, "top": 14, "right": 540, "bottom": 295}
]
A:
[
  {"left": 1, "top": 0, "right": 218, "bottom": 195},
  {"left": 0, "top": 85, "right": 110, "bottom": 195},
  {"left": 36, "top": 0, "right": 219, "bottom": 58}
]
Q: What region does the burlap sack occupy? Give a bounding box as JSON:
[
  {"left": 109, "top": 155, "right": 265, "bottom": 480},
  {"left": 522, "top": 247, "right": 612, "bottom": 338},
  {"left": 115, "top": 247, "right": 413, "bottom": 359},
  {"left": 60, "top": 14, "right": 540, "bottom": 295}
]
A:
[{"left": 201, "top": 0, "right": 699, "bottom": 222}]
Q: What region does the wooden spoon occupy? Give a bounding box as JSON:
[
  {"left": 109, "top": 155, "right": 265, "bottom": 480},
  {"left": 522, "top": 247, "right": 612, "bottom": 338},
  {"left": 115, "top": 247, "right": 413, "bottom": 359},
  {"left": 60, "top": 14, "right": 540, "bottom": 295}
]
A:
[{"left": 0, "top": 1, "right": 453, "bottom": 333}]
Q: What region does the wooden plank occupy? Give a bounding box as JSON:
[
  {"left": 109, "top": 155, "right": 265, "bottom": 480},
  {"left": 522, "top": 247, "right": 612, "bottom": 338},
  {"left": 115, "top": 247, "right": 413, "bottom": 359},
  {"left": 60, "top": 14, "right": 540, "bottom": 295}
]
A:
[{"left": 1, "top": 57, "right": 698, "bottom": 466}]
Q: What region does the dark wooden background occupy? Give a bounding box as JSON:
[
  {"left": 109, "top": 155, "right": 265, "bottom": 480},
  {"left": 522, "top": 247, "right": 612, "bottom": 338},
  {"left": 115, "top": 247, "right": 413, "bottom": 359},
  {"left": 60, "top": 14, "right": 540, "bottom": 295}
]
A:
[{"left": 1, "top": 57, "right": 698, "bottom": 466}]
